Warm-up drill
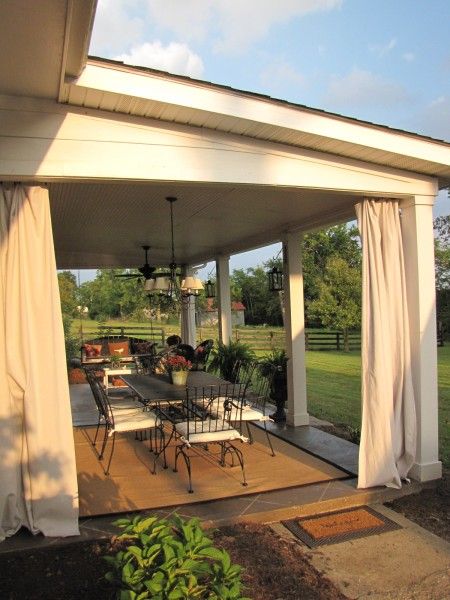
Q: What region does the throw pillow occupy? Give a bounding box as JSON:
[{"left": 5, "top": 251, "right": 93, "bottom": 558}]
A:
[
  {"left": 108, "top": 340, "right": 130, "bottom": 357},
  {"left": 83, "top": 343, "right": 102, "bottom": 357}
]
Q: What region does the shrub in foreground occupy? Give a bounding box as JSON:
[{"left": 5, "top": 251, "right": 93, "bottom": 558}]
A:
[{"left": 104, "top": 514, "right": 250, "bottom": 599}]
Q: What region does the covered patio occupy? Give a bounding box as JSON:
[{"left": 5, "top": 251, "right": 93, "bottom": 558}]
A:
[{"left": 1, "top": 0, "right": 449, "bottom": 541}]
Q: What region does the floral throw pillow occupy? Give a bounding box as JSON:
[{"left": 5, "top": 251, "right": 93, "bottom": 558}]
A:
[{"left": 83, "top": 343, "right": 102, "bottom": 358}]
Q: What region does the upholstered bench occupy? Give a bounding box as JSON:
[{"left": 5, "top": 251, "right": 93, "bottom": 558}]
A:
[{"left": 81, "top": 335, "right": 157, "bottom": 367}]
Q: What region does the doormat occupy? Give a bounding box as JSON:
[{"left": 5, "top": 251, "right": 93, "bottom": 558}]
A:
[{"left": 282, "top": 506, "right": 401, "bottom": 548}]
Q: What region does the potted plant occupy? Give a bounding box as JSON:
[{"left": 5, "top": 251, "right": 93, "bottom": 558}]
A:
[
  {"left": 259, "top": 349, "right": 288, "bottom": 422},
  {"left": 207, "top": 340, "right": 255, "bottom": 382},
  {"left": 109, "top": 351, "right": 123, "bottom": 369},
  {"left": 165, "top": 354, "right": 192, "bottom": 385}
]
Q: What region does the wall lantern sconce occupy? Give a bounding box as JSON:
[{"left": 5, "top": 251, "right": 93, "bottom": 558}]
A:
[{"left": 267, "top": 266, "right": 283, "bottom": 292}]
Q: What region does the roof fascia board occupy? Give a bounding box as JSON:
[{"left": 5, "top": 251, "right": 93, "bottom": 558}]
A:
[
  {"left": 58, "top": 0, "right": 97, "bottom": 101},
  {"left": 73, "top": 61, "right": 450, "bottom": 168}
]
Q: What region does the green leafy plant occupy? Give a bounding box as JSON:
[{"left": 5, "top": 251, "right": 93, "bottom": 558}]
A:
[
  {"left": 104, "top": 514, "right": 249, "bottom": 599},
  {"left": 207, "top": 340, "right": 255, "bottom": 381},
  {"left": 109, "top": 351, "right": 123, "bottom": 368}
]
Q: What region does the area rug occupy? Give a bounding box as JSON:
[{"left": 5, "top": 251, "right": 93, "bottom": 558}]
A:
[
  {"left": 74, "top": 425, "right": 348, "bottom": 517},
  {"left": 282, "top": 506, "right": 402, "bottom": 548}
]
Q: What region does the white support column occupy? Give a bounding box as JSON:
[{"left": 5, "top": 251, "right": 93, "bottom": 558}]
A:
[
  {"left": 283, "top": 232, "right": 309, "bottom": 426},
  {"left": 180, "top": 266, "right": 197, "bottom": 348},
  {"left": 216, "top": 255, "right": 232, "bottom": 344},
  {"left": 401, "top": 195, "right": 442, "bottom": 482}
]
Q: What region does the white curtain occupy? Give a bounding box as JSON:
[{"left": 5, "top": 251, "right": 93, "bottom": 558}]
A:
[
  {"left": 0, "top": 184, "right": 79, "bottom": 540},
  {"left": 356, "top": 199, "right": 416, "bottom": 489}
]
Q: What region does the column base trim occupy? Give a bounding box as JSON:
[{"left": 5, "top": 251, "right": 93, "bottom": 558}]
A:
[
  {"left": 286, "top": 412, "right": 310, "bottom": 427},
  {"left": 409, "top": 460, "right": 442, "bottom": 482}
]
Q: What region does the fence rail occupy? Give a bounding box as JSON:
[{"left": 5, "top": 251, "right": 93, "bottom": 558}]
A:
[
  {"left": 80, "top": 325, "right": 166, "bottom": 345},
  {"left": 231, "top": 328, "right": 361, "bottom": 352},
  {"left": 77, "top": 323, "right": 361, "bottom": 353}
]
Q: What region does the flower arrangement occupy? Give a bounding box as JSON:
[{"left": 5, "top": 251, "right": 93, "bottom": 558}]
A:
[{"left": 165, "top": 355, "right": 192, "bottom": 372}]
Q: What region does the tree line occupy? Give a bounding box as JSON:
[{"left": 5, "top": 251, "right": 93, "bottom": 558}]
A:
[{"left": 59, "top": 218, "right": 450, "bottom": 343}]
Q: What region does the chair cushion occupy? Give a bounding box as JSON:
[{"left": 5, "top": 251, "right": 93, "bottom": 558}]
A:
[
  {"left": 240, "top": 406, "right": 269, "bottom": 421},
  {"left": 108, "top": 397, "right": 141, "bottom": 410},
  {"left": 175, "top": 421, "right": 243, "bottom": 444},
  {"left": 111, "top": 408, "right": 158, "bottom": 433}
]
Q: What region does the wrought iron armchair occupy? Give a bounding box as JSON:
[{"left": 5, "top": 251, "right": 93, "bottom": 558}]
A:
[
  {"left": 232, "top": 361, "right": 276, "bottom": 456},
  {"left": 191, "top": 339, "right": 214, "bottom": 371},
  {"left": 173, "top": 383, "right": 248, "bottom": 493},
  {"left": 84, "top": 369, "right": 166, "bottom": 475}
]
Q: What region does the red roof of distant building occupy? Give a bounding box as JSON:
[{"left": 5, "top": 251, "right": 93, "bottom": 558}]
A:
[
  {"left": 232, "top": 302, "right": 246, "bottom": 311},
  {"left": 205, "top": 298, "right": 246, "bottom": 312}
]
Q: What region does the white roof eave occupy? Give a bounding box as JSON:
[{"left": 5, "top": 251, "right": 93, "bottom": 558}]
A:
[{"left": 62, "top": 59, "right": 450, "bottom": 188}]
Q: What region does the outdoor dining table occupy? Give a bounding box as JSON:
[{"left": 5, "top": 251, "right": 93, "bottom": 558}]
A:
[{"left": 120, "top": 371, "right": 227, "bottom": 409}]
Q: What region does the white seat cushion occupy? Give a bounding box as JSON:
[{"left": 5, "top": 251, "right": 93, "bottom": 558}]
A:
[
  {"left": 111, "top": 408, "right": 158, "bottom": 433},
  {"left": 109, "top": 398, "right": 141, "bottom": 410},
  {"left": 175, "top": 421, "right": 243, "bottom": 444},
  {"left": 240, "top": 406, "right": 270, "bottom": 421}
]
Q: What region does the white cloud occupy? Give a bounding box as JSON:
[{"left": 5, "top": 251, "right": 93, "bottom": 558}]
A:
[
  {"left": 369, "top": 37, "right": 397, "bottom": 58},
  {"left": 324, "top": 68, "right": 409, "bottom": 109},
  {"left": 145, "top": 0, "right": 343, "bottom": 55},
  {"left": 90, "top": 0, "right": 145, "bottom": 55},
  {"left": 260, "top": 60, "right": 306, "bottom": 96},
  {"left": 402, "top": 52, "right": 415, "bottom": 62},
  {"left": 410, "top": 95, "right": 450, "bottom": 141},
  {"left": 114, "top": 41, "right": 204, "bottom": 77}
]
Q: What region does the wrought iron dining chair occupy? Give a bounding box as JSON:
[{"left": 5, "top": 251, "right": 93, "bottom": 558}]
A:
[
  {"left": 227, "top": 361, "right": 276, "bottom": 455},
  {"left": 173, "top": 383, "right": 248, "bottom": 493},
  {"left": 239, "top": 364, "right": 276, "bottom": 457},
  {"left": 191, "top": 339, "right": 214, "bottom": 371},
  {"left": 84, "top": 369, "right": 166, "bottom": 475}
]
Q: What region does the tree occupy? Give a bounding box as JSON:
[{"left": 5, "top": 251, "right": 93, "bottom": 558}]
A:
[
  {"left": 434, "top": 215, "right": 450, "bottom": 291},
  {"left": 434, "top": 215, "right": 450, "bottom": 340},
  {"left": 231, "top": 266, "right": 282, "bottom": 325},
  {"left": 57, "top": 271, "right": 80, "bottom": 363},
  {"left": 307, "top": 256, "right": 361, "bottom": 351},
  {"left": 302, "top": 224, "right": 361, "bottom": 303},
  {"left": 57, "top": 271, "right": 78, "bottom": 317}
]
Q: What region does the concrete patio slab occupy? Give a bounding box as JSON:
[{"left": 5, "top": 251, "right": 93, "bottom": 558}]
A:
[{"left": 273, "top": 504, "right": 450, "bottom": 600}]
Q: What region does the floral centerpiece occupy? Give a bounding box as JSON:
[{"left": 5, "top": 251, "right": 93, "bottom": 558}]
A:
[{"left": 165, "top": 355, "right": 192, "bottom": 385}]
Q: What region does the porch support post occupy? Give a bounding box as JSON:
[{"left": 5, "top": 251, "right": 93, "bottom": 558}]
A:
[
  {"left": 180, "top": 266, "right": 197, "bottom": 348},
  {"left": 216, "top": 255, "right": 232, "bottom": 344},
  {"left": 401, "top": 194, "right": 442, "bottom": 482},
  {"left": 283, "top": 232, "right": 309, "bottom": 426}
]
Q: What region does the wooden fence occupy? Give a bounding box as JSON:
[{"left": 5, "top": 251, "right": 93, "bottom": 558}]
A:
[
  {"left": 78, "top": 323, "right": 361, "bottom": 353},
  {"left": 231, "top": 328, "right": 361, "bottom": 352},
  {"left": 80, "top": 324, "right": 166, "bottom": 346}
]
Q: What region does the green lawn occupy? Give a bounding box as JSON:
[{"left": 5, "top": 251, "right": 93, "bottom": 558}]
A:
[{"left": 306, "top": 346, "right": 450, "bottom": 468}]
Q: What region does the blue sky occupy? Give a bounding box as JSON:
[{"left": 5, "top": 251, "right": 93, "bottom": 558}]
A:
[{"left": 83, "top": 0, "right": 449, "bottom": 280}]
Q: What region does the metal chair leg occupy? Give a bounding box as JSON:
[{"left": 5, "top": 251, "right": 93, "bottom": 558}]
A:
[
  {"left": 245, "top": 421, "right": 254, "bottom": 444},
  {"left": 174, "top": 444, "right": 193, "bottom": 493},
  {"left": 263, "top": 422, "right": 276, "bottom": 457},
  {"left": 93, "top": 416, "right": 102, "bottom": 447},
  {"left": 104, "top": 432, "right": 116, "bottom": 475},
  {"left": 98, "top": 425, "right": 109, "bottom": 460}
]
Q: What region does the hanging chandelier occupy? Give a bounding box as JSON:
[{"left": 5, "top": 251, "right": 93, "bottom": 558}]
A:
[{"left": 147, "top": 197, "right": 203, "bottom": 302}]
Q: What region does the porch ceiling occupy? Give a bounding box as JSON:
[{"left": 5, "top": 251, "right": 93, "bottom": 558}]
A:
[{"left": 49, "top": 181, "right": 359, "bottom": 270}]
